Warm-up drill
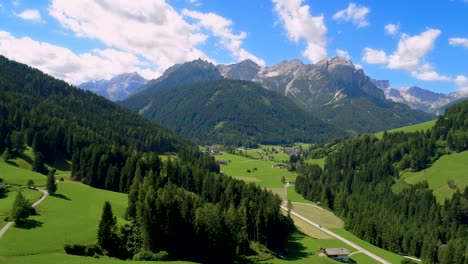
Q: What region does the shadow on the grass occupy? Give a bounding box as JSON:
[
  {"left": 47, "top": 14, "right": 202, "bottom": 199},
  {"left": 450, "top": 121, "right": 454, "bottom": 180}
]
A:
[
  {"left": 15, "top": 219, "right": 43, "bottom": 229},
  {"left": 283, "top": 230, "right": 314, "bottom": 260},
  {"left": 51, "top": 193, "right": 71, "bottom": 201}
]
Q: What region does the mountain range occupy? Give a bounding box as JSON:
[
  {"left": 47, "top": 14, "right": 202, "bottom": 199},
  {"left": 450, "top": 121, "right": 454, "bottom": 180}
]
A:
[
  {"left": 373, "top": 82, "right": 468, "bottom": 114},
  {"left": 218, "top": 57, "right": 433, "bottom": 133},
  {"left": 119, "top": 57, "right": 434, "bottom": 143},
  {"left": 79, "top": 72, "right": 148, "bottom": 101}
]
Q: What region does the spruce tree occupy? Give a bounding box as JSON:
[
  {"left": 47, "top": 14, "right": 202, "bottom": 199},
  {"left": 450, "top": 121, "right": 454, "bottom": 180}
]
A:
[
  {"left": 97, "top": 201, "right": 118, "bottom": 255},
  {"left": 11, "top": 191, "right": 32, "bottom": 223},
  {"left": 47, "top": 169, "right": 57, "bottom": 194}
]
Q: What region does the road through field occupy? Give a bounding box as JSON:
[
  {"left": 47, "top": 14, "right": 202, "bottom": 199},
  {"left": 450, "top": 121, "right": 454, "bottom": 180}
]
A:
[
  {"left": 281, "top": 205, "right": 391, "bottom": 264},
  {"left": 0, "top": 188, "right": 48, "bottom": 239}
]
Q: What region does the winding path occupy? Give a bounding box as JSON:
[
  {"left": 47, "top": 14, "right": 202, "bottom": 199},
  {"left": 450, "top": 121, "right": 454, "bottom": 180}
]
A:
[
  {"left": 281, "top": 205, "right": 391, "bottom": 264},
  {"left": 0, "top": 188, "right": 48, "bottom": 239}
]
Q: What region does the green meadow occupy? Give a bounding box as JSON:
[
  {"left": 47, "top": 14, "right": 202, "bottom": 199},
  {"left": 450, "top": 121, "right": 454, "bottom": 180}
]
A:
[
  {"left": 214, "top": 152, "right": 296, "bottom": 188},
  {"left": 401, "top": 150, "right": 468, "bottom": 202},
  {"left": 375, "top": 119, "right": 436, "bottom": 139}
]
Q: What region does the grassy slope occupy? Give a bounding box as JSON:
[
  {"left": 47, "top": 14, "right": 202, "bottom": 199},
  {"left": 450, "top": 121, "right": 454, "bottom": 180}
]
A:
[
  {"left": 375, "top": 119, "right": 436, "bottom": 139},
  {"left": 401, "top": 151, "right": 468, "bottom": 202},
  {"left": 0, "top": 188, "right": 42, "bottom": 220},
  {"left": 0, "top": 180, "right": 127, "bottom": 257},
  {"left": 0, "top": 159, "right": 48, "bottom": 187},
  {"left": 1, "top": 252, "right": 195, "bottom": 264}
]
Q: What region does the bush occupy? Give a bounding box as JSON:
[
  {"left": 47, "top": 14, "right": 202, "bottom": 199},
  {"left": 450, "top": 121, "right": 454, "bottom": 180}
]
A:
[
  {"left": 133, "top": 250, "right": 169, "bottom": 261},
  {"left": 64, "top": 244, "right": 101, "bottom": 257}
]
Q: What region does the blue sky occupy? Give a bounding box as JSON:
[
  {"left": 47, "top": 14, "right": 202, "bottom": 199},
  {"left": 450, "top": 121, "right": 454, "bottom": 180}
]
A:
[{"left": 0, "top": 0, "right": 467, "bottom": 93}]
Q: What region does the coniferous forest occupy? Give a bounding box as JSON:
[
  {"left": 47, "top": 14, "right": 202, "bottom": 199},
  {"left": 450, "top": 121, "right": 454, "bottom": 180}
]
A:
[
  {"left": 0, "top": 55, "right": 292, "bottom": 262},
  {"left": 296, "top": 100, "right": 468, "bottom": 263}
]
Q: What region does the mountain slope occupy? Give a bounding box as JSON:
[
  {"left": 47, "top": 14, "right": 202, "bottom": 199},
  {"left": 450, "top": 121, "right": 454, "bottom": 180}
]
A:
[
  {"left": 79, "top": 72, "right": 148, "bottom": 101},
  {"left": 131, "top": 59, "right": 222, "bottom": 97},
  {"left": 219, "top": 57, "right": 434, "bottom": 134},
  {"left": 122, "top": 79, "right": 348, "bottom": 146}
]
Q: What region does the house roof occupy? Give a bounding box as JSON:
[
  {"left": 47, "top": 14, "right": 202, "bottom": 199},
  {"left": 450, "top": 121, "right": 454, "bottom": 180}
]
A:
[{"left": 324, "top": 248, "right": 350, "bottom": 256}]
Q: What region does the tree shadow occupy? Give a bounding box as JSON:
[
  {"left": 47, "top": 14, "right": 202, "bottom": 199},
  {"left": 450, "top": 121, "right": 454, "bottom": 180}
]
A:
[
  {"left": 51, "top": 193, "right": 71, "bottom": 201},
  {"left": 283, "top": 230, "right": 314, "bottom": 261},
  {"left": 5, "top": 160, "right": 19, "bottom": 167},
  {"left": 17, "top": 152, "right": 33, "bottom": 165},
  {"left": 15, "top": 219, "right": 43, "bottom": 229}
]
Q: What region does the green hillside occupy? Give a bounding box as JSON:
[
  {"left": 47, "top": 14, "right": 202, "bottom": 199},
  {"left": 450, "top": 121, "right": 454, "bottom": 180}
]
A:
[
  {"left": 401, "top": 151, "right": 468, "bottom": 202},
  {"left": 375, "top": 119, "right": 437, "bottom": 139},
  {"left": 122, "top": 79, "right": 348, "bottom": 146}
]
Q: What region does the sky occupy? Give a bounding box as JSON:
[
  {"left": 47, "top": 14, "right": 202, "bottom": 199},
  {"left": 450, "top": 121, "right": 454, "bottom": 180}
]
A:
[{"left": 0, "top": 0, "right": 467, "bottom": 93}]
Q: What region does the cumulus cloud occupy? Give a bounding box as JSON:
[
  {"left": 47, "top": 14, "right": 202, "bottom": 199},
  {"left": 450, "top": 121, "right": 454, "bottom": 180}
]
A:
[
  {"left": 388, "top": 29, "right": 441, "bottom": 71},
  {"left": 182, "top": 9, "right": 265, "bottom": 66},
  {"left": 332, "top": 3, "right": 370, "bottom": 28},
  {"left": 455, "top": 75, "right": 468, "bottom": 91},
  {"left": 384, "top": 23, "right": 399, "bottom": 36},
  {"left": 15, "top": 9, "right": 43, "bottom": 22},
  {"left": 336, "top": 49, "right": 350, "bottom": 60},
  {"left": 361, "top": 29, "right": 453, "bottom": 82},
  {"left": 0, "top": 31, "right": 159, "bottom": 84},
  {"left": 448, "top": 37, "right": 468, "bottom": 48},
  {"left": 272, "top": 0, "right": 327, "bottom": 63},
  {"left": 49, "top": 0, "right": 209, "bottom": 72},
  {"left": 362, "top": 48, "right": 388, "bottom": 64}
]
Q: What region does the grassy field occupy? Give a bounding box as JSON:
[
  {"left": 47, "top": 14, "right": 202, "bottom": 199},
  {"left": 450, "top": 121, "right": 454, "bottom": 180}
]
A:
[
  {"left": 331, "top": 229, "right": 405, "bottom": 264},
  {"left": 0, "top": 252, "right": 196, "bottom": 264},
  {"left": 291, "top": 203, "right": 344, "bottom": 229},
  {"left": 305, "top": 157, "right": 326, "bottom": 168},
  {"left": 400, "top": 151, "right": 468, "bottom": 202},
  {"left": 0, "top": 188, "right": 43, "bottom": 220},
  {"left": 0, "top": 159, "right": 48, "bottom": 187},
  {"left": 375, "top": 120, "right": 436, "bottom": 139},
  {"left": 214, "top": 152, "right": 296, "bottom": 188},
  {"left": 0, "top": 180, "right": 127, "bottom": 257}
]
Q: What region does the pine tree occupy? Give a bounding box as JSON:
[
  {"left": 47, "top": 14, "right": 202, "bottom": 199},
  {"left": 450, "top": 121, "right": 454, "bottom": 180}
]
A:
[
  {"left": 47, "top": 169, "right": 57, "bottom": 194},
  {"left": 2, "top": 147, "right": 11, "bottom": 161},
  {"left": 33, "top": 151, "right": 48, "bottom": 175},
  {"left": 11, "top": 191, "right": 32, "bottom": 223},
  {"left": 97, "top": 201, "right": 118, "bottom": 255}
]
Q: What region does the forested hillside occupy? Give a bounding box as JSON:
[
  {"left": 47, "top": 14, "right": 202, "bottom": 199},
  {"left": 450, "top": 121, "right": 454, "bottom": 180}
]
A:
[
  {"left": 295, "top": 100, "right": 468, "bottom": 263},
  {"left": 0, "top": 55, "right": 292, "bottom": 262},
  {"left": 122, "top": 79, "right": 348, "bottom": 146}
]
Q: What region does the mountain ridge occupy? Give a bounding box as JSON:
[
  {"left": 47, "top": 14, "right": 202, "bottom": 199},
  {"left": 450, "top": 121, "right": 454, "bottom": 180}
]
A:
[{"left": 79, "top": 72, "right": 148, "bottom": 101}]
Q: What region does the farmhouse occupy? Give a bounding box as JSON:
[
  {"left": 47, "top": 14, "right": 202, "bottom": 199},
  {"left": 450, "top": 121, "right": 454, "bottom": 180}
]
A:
[{"left": 323, "top": 248, "right": 350, "bottom": 262}]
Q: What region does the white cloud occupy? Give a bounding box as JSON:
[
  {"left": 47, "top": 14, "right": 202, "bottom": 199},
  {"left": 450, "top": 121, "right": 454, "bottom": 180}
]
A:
[
  {"left": 272, "top": 0, "right": 327, "bottom": 63},
  {"left": 384, "top": 23, "right": 399, "bottom": 36},
  {"left": 362, "top": 48, "right": 388, "bottom": 64},
  {"left": 448, "top": 37, "right": 468, "bottom": 48},
  {"left": 455, "top": 75, "right": 468, "bottom": 91},
  {"left": 182, "top": 9, "right": 265, "bottom": 66},
  {"left": 362, "top": 28, "right": 453, "bottom": 83},
  {"left": 0, "top": 31, "right": 159, "bottom": 84},
  {"left": 49, "top": 0, "right": 209, "bottom": 72},
  {"left": 354, "top": 63, "right": 363, "bottom": 70},
  {"left": 332, "top": 3, "right": 370, "bottom": 28},
  {"left": 15, "top": 9, "right": 43, "bottom": 22},
  {"left": 388, "top": 29, "right": 441, "bottom": 71},
  {"left": 336, "top": 49, "right": 350, "bottom": 60},
  {"left": 411, "top": 64, "right": 451, "bottom": 81}
]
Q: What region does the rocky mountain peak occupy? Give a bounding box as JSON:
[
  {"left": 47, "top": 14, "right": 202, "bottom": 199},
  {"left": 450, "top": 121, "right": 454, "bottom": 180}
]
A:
[
  {"left": 79, "top": 72, "right": 148, "bottom": 101},
  {"left": 217, "top": 59, "right": 261, "bottom": 80}
]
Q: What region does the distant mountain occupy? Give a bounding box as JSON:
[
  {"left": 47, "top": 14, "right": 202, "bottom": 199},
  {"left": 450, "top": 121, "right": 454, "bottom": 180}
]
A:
[
  {"left": 375, "top": 83, "right": 468, "bottom": 114},
  {"left": 121, "top": 79, "right": 348, "bottom": 146},
  {"left": 131, "top": 59, "right": 222, "bottom": 97},
  {"left": 219, "top": 57, "right": 433, "bottom": 134},
  {"left": 79, "top": 72, "right": 148, "bottom": 101}
]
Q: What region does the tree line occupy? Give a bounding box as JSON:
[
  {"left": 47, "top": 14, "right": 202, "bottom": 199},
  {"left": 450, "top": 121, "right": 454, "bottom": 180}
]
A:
[{"left": 295, "top": 100, "right": 468, "bottom": 264}]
